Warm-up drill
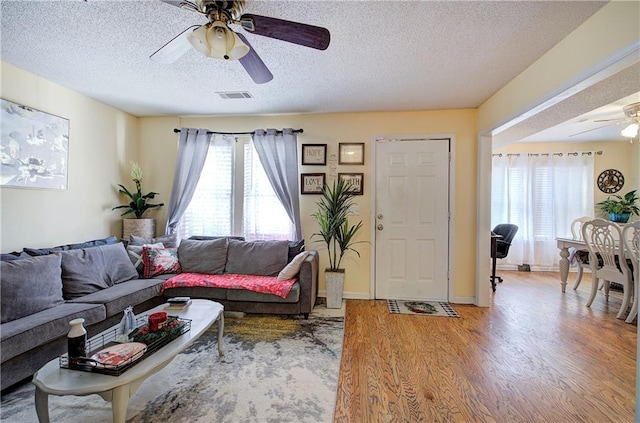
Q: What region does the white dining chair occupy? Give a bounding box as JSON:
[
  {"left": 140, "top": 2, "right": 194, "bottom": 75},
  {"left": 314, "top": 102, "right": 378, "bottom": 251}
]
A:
[
  {"left": 570, "top": 216, "right": 592, "bottom": 290},
  {"left": 582, "top": 218, "right": 632, "bottom": 320},
  {"left": 622, "top": 221, "right": 640, "bottom": 323}
]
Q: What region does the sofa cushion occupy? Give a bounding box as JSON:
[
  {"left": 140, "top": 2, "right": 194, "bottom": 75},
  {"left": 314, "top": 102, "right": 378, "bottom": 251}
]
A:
[
  {"left": 178, "top": 238, "right": 228, "bottom": 274},
  {"left": 278, "top": 251, "right": 310, "bottom": 281},
  {"left": 143, "top": 247, "right": 181, "bottom": 278},
  {"left": 1, "top": 251, "right": 31, "bottom": 261},
  {"left": 225, "top": 239, "right": 289, "bottom": 276},
  {"left": 226, "top": 282, "right": 300, "bottom": 303},
  {"left": 67, "top": 278, "right": 166, "bottom": 318},
  {"left": 59, "top": 243, "right": 138, "bottom": 299},
  {"left": 1, "top": 254, "right": 65, "bottom": 324},
  {"left": 0, "top": 302, "right": 106, "bottom": 363},
  {"left": 126, "top": 242, "right": 163, "bottom": 274},
  {"left": 23, "top": 236, "right": 118, "bottom": 256},
  {"left": 129, "top": 234, "right": 178, "bottom": 248}
]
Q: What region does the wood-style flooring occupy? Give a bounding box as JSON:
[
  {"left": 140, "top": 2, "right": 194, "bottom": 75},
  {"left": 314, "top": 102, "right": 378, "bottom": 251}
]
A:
[{"left": 334, "top": 271, "right": 637, "bottom": 423}]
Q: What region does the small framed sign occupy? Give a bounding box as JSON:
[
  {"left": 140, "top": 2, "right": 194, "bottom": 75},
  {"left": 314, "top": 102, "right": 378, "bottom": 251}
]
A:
[
  {"left": 338, "top": 143, "right": 365, "bottom": 165},
  {"left": 302, "top": 144, "right": 327, "bottom": 165},
  {"left": 339, "top": 173, "right": 364, "bottom": 195},
  {"left": 301, "top": 173, "right": 326, "bottom": 194}
]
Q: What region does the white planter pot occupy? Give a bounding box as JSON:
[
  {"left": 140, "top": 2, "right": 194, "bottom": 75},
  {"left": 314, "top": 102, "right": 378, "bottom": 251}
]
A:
[
  {"left": 122, "top": 218, "right": 156, "bottom": 239},
  {"left": 325, "top": 270, "right": 345, "bottom": 309}
]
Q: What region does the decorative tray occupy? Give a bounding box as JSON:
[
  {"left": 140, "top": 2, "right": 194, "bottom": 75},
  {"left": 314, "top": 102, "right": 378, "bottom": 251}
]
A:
[{"left": 60, "top": 314, "right": 191, "bottom": 376}]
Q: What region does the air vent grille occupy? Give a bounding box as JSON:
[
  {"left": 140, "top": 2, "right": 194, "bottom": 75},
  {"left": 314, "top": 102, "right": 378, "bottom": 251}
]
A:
[{"left": 217, "top": 91, "right": 253, "bottom": 99}]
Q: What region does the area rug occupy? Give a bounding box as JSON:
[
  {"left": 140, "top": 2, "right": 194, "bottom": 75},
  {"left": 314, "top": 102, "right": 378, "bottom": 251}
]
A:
[
  {"left": 387, "top": 299, "right": 460, "bottom": 317},
  {"left": 0, "top": 309, "right": 344, "bottom": 423}
]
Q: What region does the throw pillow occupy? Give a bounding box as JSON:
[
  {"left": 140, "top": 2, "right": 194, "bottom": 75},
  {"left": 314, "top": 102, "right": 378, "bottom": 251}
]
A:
[
  {"left": 143, "top": 247, "right": 181, "bottom": 278},
  {"left": 278, "top": 251, "right": 310, "bottom": 281},
  {"left": 1, "top": 254, "right": 65, "bottom": 323},
  {"left": 225, "top": 239, "right": 289, "bottom": 276},
  {"left": 178, "top": 238, "right": 228, "bottom": 274},
  {"left": 127, "top": 242, "right": 163, "bottom": 274},
  {"left": 287, "top": 239, "right": 305, "bottom": 263},
  {"left": 100, "top": 243, "right": 139, "bottom": 284},
  {"left": 129, "top": 234, "right": 178, "bottom": 248},
  {"left": 57, "top": 243, "right": 137, "bottom": 298}
]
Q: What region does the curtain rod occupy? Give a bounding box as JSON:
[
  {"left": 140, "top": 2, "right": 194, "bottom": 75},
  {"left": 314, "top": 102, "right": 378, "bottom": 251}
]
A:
[
  {"left": 492, "top": 150, "right": 603, "bottom": 157},
  {"left": 173, "top": 128, "right": 303, "bottom": 136}
]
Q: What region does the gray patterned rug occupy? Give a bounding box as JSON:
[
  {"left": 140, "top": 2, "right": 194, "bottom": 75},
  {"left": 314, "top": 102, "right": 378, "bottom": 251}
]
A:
[{"left": 0, "top": 308, "right": 344, "bottom": 423}]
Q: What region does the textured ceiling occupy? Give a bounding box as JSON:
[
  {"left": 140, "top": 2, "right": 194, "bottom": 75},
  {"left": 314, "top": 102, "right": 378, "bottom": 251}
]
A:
[{"left": 1, "top": 0, "right": 608, "bottom": 119}]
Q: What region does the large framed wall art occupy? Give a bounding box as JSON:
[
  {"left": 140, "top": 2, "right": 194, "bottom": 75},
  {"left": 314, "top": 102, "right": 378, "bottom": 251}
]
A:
[{"left": 1, "top": 99, "right": 69, "bottom": 190}]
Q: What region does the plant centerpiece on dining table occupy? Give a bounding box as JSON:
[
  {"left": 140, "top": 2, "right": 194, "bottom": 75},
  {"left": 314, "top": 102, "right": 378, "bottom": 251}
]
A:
[
  {"left": 113, "top": 161, "right": 164, "bottom": 238},
  {"left": 312, "top": 178, "right": 365, "bottom": 308},
  {"left": 595, "top": 189, "right": 639, "bottom": 223}
]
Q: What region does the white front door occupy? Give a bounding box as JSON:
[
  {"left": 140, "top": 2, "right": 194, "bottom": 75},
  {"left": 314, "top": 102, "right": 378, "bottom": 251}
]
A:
[{"left": 374, "top": 138, "right": 450, "bottom": 301}]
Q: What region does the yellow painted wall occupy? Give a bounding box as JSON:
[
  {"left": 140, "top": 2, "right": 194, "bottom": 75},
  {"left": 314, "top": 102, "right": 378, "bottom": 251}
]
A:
[
  {"left": 494, "top": 140, "right": 640, "bottom": 215},
  {"left": 0, "top": 62, "right": 139, "bottom": 252},
  {"left": 139, "top": 110, "right": 478, "bottom": 301}
]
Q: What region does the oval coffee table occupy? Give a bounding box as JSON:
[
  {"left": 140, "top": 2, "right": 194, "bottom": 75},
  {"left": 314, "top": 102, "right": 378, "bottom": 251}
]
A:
[{"left": 33, "top": 299, "right": 224, "bottom": 423}]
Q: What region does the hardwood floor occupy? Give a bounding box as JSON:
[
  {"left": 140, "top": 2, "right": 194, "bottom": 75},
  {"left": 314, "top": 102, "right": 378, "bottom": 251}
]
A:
[{"left": 334, "top": 271, "right": 637, "bottom": 422}]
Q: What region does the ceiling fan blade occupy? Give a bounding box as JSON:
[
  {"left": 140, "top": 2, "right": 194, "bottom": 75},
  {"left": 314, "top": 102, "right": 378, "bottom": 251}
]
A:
[
  {"left": 240, "top": 14, "right": 330, "bottom": 50},
  {"left": 593, "top": 117, "right": 626, "bottom": 123},
  {"left": 150, "top": 25, "right": 199, "bottom": 64},
  {"left": 158, "top": 0, "right": 192, "bottom": 8},
  {"left": 237, "top": 33, "right": 273, "bottom": 84}
]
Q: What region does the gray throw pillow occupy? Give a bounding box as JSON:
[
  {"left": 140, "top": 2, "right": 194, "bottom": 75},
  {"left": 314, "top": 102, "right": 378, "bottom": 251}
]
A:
[
  {"left": 225, "top": 239, "right": 289, "bottom": 276},
  {"left": 59, "top": 243, "right": 137, "bottom": 299},
  {"left": 1, "top": 254, "right": 65, "bottom": 323},
  {"left": 129, "top": 234, "right": 178, "bottom": 248},
  {"left": 178, "top": 238, "right": 228, "bottom": 274}
]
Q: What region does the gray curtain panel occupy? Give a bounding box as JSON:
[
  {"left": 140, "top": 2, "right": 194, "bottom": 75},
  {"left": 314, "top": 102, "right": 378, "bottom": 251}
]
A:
[
  {"left": 165, "top": 128, "right": 212, "bottom": 235},
  {"left": 252, "top": 128, "right": 303, "bottom": 240}
]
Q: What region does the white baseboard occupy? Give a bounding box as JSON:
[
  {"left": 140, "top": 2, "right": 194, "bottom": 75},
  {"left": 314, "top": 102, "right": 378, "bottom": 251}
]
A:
[{"left": 318, "top": 291, "right": 372, "bottom": 300}]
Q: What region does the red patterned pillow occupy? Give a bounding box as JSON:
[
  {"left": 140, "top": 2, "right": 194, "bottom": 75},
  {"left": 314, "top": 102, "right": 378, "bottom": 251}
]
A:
[{"left": 142, "top": 247, "right": 181, "bottom": 278}]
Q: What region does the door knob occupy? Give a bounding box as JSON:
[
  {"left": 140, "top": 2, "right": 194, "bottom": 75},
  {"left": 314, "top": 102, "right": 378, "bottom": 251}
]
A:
[{"left": 377, "top": 224, "right": 384, "bottom": 231}]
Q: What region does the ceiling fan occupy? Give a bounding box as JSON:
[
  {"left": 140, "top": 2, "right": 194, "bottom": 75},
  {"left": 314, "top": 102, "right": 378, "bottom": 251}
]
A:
[
  {"left": 150, "top": 0, "right": 331, "bottom": 84},
  {"left": 570, "top": 102, "right": 640, "bottom": 140}
]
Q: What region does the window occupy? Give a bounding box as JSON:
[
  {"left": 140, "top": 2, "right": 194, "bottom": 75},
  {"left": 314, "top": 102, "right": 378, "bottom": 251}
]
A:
[
  {"left": 491, "top": 152, "right": 594, "bottom": 270},
  {"left": 178, "top": 137, "right": 294, "bottom": 241}
]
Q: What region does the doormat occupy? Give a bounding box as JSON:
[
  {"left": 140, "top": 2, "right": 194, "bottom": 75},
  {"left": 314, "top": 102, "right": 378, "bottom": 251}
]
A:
[{"left": 387, "top": 299, "right": 460, "bottom": 317}]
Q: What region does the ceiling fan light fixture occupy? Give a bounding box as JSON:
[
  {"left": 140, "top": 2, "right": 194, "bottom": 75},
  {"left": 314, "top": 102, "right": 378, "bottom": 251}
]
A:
[
  {"left": 621, "top": 122, "right": 639, "bottom": 139},
  {"left": 187, "top": 21, "right": 249, "bottom": 60}
]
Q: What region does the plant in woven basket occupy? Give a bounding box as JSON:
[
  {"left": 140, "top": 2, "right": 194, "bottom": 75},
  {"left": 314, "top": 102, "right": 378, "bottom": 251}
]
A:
[{"left": 112, "top": 161, "right": 164, "bottom": 218}]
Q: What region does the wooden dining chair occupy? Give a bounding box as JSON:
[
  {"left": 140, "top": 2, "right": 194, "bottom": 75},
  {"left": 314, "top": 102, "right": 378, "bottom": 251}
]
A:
[
  {"left": 582, "top": 218, "right": 632, "bottom": 320},
  {"left": 622, "top": 221, "right": 640, "bottom": 323},
  {"left": 570, "top": 216, "right": 592, "bottom": 290}
]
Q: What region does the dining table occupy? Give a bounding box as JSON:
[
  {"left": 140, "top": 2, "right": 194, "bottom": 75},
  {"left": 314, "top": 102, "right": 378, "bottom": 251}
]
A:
[{"left": 556, "top": 237, "right": 589, "bottom": 293}]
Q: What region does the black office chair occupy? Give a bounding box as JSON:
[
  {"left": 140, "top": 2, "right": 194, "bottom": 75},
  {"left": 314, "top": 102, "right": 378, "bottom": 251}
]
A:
[{"left": 490, "top": 223, "right": 519, "bottom": 291}]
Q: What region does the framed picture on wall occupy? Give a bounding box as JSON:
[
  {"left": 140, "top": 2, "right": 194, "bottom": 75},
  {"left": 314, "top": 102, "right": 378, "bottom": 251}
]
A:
[
  {"left": 338, "top": 173, "right": 364, "bottom": 195},
  {"left": 301, "top": 144, "right": 327, "bottom": 165},
  {"left": 301, "top": 173, "right": 326, "bottom": 194},
  {"left": 338, "top": 143, "right": 365, "bottom": 165},
  {"left": 0, "top": 99, "right": 69, "bottom": 190}
]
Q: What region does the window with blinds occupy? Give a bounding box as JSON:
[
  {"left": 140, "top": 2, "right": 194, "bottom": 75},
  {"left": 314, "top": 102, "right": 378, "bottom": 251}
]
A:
[{"left": 178, "top": 138, "right": 294, "bottom": 241}]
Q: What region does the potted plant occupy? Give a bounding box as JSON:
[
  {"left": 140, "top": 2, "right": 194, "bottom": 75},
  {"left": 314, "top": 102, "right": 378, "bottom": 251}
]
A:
[
  {"left": 595, "top": 189, "right": 639, "bottom": 223},
  {"left": 113, "top": 161, "right": 164, "bottom": 238},
  {"left": 312, "top": 178, "right": 365, "bottom": 308}
]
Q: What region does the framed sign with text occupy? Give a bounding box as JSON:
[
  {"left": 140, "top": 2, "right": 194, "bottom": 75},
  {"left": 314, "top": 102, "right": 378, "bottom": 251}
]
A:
[
  {"left": 301, "top": 144, "right": 327, "bottom": 165},
  {"left": 338, "top": 173, "right": 364, "bottom": 195},
  {"left": 301, "top": 173, "right": 326, "bottom": 194},
  {"left": 338, "top": 143, "right": 365, "bottom": 165}
]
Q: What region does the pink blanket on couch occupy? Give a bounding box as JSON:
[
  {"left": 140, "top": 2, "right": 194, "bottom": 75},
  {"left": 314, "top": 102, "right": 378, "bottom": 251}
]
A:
[{"left": 161, "top": 273, "right": 296, "bottom": 298}]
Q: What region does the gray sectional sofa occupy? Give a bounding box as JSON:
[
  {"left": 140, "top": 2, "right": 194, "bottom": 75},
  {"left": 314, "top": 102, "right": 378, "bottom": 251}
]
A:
[{"left": 0, "top": 235, "right": 318, "bottom": 392}]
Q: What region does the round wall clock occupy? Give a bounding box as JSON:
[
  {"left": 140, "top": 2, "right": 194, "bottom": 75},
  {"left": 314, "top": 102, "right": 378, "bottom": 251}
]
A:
[{"left": 597, "top": 169, "right": 624, "bottom": 194}]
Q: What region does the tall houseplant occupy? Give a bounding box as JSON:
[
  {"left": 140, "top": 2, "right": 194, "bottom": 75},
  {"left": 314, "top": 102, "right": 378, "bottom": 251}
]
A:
[
  {"left": 113, "top": 162, "right": 164, "bottom": 238},
  {"left": 312, "top": 178, "right": 364, "bottom": 308},
  {"left": 596, "top": 189, "right": 639, "bottom": 223}
]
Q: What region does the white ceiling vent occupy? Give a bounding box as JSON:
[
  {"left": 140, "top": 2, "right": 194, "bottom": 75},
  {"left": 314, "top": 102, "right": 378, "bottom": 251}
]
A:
[{"left": 217, "top": 91, "right": 254, "bottom": 99}]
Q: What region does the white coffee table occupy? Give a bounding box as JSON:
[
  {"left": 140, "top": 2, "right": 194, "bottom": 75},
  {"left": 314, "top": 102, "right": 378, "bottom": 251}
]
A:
[{"left": 32, "top": 299, "right": 224, "bottom": 423}]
